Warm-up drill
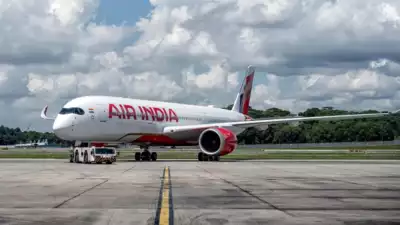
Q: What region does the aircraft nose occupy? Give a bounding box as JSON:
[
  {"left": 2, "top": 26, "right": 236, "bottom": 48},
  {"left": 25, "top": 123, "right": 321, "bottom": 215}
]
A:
[{"left": 52, "top": 117, "right": 72, "bottom": 139}]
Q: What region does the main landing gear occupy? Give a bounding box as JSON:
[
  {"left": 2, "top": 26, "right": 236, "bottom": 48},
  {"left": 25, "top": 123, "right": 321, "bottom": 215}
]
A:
[
  {"left": 134, "top": 146, "right": 157, "bottom": 161},
  {"left": 198, "top": 152, "right": 220, "bottom": 161}
]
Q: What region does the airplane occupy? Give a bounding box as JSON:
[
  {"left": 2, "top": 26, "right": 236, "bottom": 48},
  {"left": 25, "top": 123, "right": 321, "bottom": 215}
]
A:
[
  {"left": 40, "top": 65, "right": 395, "bottom": 161},
  {"left": 14, "top": 139, "right": 49, "bottom": 148}
]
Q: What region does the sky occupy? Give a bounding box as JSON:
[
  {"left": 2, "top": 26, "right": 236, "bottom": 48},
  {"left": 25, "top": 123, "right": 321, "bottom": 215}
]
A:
[{"left": 1, "top": 0, "right": 400, "bottom": 132}]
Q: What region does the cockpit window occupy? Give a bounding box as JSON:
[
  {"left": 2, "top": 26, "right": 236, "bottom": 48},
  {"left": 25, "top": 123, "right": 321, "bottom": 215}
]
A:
[
  {"left": 59, "top": 107, "right": 85, "bottom": 115},
  {"left": 75, "top": 108, "right": 85, "bottom": 115}
]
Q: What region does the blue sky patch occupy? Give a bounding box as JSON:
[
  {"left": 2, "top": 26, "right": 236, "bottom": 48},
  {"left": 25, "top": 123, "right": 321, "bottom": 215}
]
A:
[{"left": 95, "top": 0, "right": 153, "bottom": 26}]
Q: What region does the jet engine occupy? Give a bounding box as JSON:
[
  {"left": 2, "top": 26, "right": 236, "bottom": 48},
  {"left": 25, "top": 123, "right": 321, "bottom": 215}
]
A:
[{"left": 198, "top": 127, "right": 238, "bottom": 157}]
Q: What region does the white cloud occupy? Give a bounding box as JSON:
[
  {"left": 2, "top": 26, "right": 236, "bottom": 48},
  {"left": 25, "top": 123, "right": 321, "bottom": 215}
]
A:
[
  {"left": 1, "top": 0, "right": 400, "bottom": 131},
  {"left": 184, "top": 63, "right": 237, "bottom": 90}
]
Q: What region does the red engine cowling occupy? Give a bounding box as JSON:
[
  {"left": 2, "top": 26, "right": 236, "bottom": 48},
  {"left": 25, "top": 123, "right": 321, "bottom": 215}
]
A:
[{"left": 198, "top": 127, "right": 238, "bottom": 156}]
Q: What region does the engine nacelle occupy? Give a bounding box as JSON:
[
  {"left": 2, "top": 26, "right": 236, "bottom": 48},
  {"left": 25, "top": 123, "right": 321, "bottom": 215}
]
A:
[{"left": 198, "top": 127, "right": 238, "bottom": 156}]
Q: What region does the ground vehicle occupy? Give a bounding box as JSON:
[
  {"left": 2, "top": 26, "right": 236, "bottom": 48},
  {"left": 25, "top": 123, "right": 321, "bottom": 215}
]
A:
[{"left": 70, "top": 146, "right": 117, "bottom": 164}]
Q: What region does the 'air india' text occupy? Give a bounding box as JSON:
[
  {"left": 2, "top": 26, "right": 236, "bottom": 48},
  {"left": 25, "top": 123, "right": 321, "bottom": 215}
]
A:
[{"left": 108, "top": 103, "right": 179, "bottom": 122}]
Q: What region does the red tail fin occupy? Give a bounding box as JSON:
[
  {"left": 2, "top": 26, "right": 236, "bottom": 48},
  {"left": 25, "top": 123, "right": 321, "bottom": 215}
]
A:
[{"left": 232, "top": 65, "right": 255, "bottom": 115}]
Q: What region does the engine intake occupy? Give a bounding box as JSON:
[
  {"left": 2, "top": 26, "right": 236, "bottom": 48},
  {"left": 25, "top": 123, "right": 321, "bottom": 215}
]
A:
[{"left": 198, "top": 127, "right": 238, "bottom": 156}]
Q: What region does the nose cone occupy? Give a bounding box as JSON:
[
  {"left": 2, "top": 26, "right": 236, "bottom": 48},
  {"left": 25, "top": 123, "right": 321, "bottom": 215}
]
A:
[{"left": 52, "top": 116, "right": 72, "bottom": 140}]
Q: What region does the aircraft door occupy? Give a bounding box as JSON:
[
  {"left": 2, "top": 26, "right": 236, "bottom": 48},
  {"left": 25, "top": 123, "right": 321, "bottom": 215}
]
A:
[
  {"left": 93, "top": 104, "right": 108, "bottom": 124},
  {"left": 71, "top": 109, "right": 78, "bottom": 132},
  {"left": 89, "top": 104, "right": 115, "bottom": 138}
]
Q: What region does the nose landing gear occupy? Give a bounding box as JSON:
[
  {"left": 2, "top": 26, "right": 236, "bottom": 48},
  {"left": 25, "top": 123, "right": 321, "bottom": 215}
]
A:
[{"left": 135, "top": 146, "right": 157, "bottom": 161}]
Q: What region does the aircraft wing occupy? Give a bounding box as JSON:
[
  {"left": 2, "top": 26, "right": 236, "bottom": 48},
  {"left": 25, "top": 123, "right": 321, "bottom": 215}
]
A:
[{"left": 163, "top": 112, "right": 393, "bottom": 134}]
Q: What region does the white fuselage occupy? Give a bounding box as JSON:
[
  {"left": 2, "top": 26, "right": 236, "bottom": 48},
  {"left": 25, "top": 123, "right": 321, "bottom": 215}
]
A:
[{"left": 53, "top": 96, "right": 247, "bottom": 145}]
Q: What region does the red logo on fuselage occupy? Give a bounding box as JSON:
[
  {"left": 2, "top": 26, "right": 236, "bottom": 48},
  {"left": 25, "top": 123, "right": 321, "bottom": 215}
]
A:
[{"left": 108, "top": 103, "right": 179, "bottom": 122}]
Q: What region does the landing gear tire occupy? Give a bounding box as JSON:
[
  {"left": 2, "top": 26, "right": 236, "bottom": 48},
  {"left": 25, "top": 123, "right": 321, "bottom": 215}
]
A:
[
  {"left": 84, "top": 151, "right": 88, "bottom": 164},
  {"left": 74, "top": 151, "right": 79, "bottom": 163},
  {"left": 151, "top": 152, "right": 157, "bottom": 161},
  {"left": 197, "top": 152, "right": 209, "bottom": 161},
  {"left": 135, "top": 146, "right": 157, "bottom": 162},
  {"left": 197, "top": 152, "right": 220, "bottom": 161},
  {"left": 198, "top": 152, "right": 203, "bottom": 161},
  {"left": 135, "top": 152, "right": 141, "bottom": 161},
  {"left": 141, "top": 150, "right": 151, "bottom": 161}
]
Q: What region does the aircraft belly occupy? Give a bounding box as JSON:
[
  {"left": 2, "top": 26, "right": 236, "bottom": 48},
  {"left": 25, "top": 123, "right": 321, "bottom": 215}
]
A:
[{"left": 166, "top": 130, "right": 200, "bottom": 141}]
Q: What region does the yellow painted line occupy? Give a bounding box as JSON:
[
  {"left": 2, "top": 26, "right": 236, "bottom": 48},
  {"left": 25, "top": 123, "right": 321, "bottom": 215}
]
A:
[
  {"left": 155, "top": 166, "right": 173, "bottom": 225},
  {"left": 160, "top": 167, "right": 170, "bottom": 225}
]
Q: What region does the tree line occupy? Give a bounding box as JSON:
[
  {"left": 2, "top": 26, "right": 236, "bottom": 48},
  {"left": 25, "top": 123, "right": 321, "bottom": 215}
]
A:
[
  {"left": 0, "top": 106, "right": 399, "bottom": 146},
  {"left": 223, "top": 105, "right": 400, "bottom": 144},
  {"left": 0, "top": 126, "right": 71, "bottom": 146}
]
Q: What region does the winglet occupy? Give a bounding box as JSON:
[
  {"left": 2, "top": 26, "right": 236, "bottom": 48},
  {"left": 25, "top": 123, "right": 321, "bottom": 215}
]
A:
[{"left": 40, "top": 105, "right": 55, "bottom": 120}]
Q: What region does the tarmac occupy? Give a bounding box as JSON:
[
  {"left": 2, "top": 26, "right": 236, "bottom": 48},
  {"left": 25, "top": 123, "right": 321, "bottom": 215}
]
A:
[{"left": 0, "top": 159, "right": 399, "bottom": 225}]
